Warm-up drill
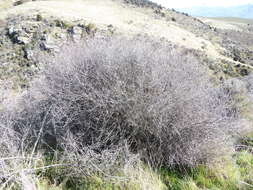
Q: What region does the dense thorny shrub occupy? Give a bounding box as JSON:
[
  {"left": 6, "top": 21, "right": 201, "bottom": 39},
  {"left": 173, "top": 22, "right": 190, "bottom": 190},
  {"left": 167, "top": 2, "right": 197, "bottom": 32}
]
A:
[{"left": 0, "top": 36, "right": 249, "bottom": 179}]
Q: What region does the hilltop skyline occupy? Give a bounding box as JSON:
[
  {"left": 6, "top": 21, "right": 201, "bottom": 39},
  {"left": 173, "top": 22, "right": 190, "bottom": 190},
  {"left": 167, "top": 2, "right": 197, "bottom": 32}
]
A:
[
  {"left": 151, "top": 0, "right": 253, "bottom": 8},
  {"left": 176, "top": 4, "right": 253, "bottom": 18}
]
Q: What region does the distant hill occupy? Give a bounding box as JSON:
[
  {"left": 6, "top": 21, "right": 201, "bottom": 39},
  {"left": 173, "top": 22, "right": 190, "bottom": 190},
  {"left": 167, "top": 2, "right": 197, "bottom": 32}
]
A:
[{"left": 177, "top": 4, "right": 253, "bottom": 19}]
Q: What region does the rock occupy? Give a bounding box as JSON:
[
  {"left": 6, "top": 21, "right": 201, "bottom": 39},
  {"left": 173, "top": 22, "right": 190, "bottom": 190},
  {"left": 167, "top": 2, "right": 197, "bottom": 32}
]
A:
[
  {"left": 17, "top": 36, "right": 31, "bottom": 44},
  {"left": 1, "top": 13, "right": 100, "bottom": 89},
  {"left": 8, "top": 26, "right": 15, "bottom": 35},
  {"left": 72, "top": 26, "right": 82, "bottom": 35},
  {"left": 23, "top": 47, "right": 33, "bottom": 60},
  {"left": 40, "top": 35, "right": 59, "bottom": 52},
  {"left": 7, "top": 24, "right": 33, "bottom": 44},
  {"left": 58, "top": 33, "right": 67, "bottom": 40},
  {"left": 70, "top": 26, "right": 83, "bottom": 41},
  {"left": 8, "top": 25, "right": 22, "bottom": 35}
]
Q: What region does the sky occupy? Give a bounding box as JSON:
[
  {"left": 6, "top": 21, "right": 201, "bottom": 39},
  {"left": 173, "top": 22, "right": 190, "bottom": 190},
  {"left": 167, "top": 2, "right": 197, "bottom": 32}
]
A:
[{"left": 151, "top": 0, "right": 253, "bottom": 8}]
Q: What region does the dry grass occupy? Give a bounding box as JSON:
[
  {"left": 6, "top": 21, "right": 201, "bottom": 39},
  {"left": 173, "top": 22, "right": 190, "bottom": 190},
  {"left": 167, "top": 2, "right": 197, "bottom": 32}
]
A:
[
  {"left": 0, "top": 0, "right": 226, "bottom": 60},
  {"left": 0, "top": 0, "right": 13, "bottom": 12}
]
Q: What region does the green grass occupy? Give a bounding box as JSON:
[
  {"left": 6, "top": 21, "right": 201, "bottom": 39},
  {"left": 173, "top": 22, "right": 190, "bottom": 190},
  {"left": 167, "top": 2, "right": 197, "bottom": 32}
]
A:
[
  {"left": 1, "top": 132, "right": 252, "bottom": 190},
  {"left": 37, "top": 177, "right": 139, "bottom": 190},
  {"left": 3, "top": 136, "right": 253, "bottom": 190},
  {"left": 4, "top": 152, "right": 252, "bottom": 190},
  {"left": 30, "top": 148, "right": 253, "bottom": 190},
  {"left": 160, "top": 148, "right": 252, "bottom": 190}
]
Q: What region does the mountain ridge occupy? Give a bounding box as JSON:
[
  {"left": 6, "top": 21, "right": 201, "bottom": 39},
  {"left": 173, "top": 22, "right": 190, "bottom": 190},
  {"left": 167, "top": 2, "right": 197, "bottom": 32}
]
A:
[{"left": 177, "top": 4, "right": 253, "bottom": 19}]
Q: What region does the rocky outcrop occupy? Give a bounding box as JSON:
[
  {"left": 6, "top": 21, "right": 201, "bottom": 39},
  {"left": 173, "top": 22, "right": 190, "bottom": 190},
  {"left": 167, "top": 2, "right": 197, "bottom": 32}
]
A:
[{"left": 0, "top": 13, "right": 101, "bottom": 88}]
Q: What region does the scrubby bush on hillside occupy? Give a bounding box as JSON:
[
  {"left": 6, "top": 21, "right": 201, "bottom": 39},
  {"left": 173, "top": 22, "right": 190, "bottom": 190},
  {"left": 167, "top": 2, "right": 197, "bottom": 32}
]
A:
[
  {"left": 123, "top": 0, "right": 162, "bottom": 9},
  {"left": 218, "top": 29, "right": 253, "bottom": 66},
  {"left": 0, "top": 36, "right": 249, "bottom": 183}
]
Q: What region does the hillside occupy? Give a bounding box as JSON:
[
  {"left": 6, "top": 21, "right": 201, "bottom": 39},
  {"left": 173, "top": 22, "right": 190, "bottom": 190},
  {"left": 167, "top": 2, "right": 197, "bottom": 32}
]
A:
[
  {"left": 0, "top": 0, "right": 252, "bottom": 93},
  {"left": 1, "top": 0, "right": 253, "bottom": 90},
  {"left": 0, "top": 1, "right": 253, "bottom": 190}
]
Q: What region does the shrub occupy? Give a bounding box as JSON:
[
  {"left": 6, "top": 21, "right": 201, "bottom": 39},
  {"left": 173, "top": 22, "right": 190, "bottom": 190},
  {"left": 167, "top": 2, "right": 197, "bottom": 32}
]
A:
[
  {"left": 123, "top": 0, "right": 162, "bottom": 9},
  {"left": 13, "top": 0, "right": 29, "bottom": 6},
  {"left": 171, "top": 17, "right": 176, "bottom": 22},
  {"left": 0, "top": 36, "right": 247, "bottom": 180}
]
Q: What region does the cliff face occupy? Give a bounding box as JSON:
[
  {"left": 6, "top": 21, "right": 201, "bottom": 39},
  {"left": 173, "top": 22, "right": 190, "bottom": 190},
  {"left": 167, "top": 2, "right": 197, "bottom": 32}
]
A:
[{"left": 0, "top": 0, "right": 253, "bottom": 89}]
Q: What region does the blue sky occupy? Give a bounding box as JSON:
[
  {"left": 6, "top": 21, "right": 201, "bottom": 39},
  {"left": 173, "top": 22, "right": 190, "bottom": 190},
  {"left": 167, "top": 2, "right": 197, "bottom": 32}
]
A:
[{"left": 151, "top": 0, "right": 253, "bottom": 8}]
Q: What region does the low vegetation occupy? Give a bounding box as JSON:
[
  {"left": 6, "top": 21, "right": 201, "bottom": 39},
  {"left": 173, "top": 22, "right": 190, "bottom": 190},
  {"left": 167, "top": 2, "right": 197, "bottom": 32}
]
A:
[
  {"left": 0, "top": 36, "right": 253, "bottom": 189},
  {"left": 0, "top": 1, "right": 253, "bottom": 190}
]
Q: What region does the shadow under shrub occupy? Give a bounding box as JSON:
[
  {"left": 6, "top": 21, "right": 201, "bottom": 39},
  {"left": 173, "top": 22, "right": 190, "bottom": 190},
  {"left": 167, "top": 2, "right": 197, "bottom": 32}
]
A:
[{"left": 0, "top": 36, "right": 246, "bottom": 176}]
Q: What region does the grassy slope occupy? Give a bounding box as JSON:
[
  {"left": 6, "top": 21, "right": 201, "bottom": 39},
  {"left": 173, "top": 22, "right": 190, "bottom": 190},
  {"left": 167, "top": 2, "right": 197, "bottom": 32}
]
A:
[
  {"left": 2, "top": 0, "right": 252, "bottom": 77},
  {"left": 0, "top": 0, "right": 238, "bottom": 64}
]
